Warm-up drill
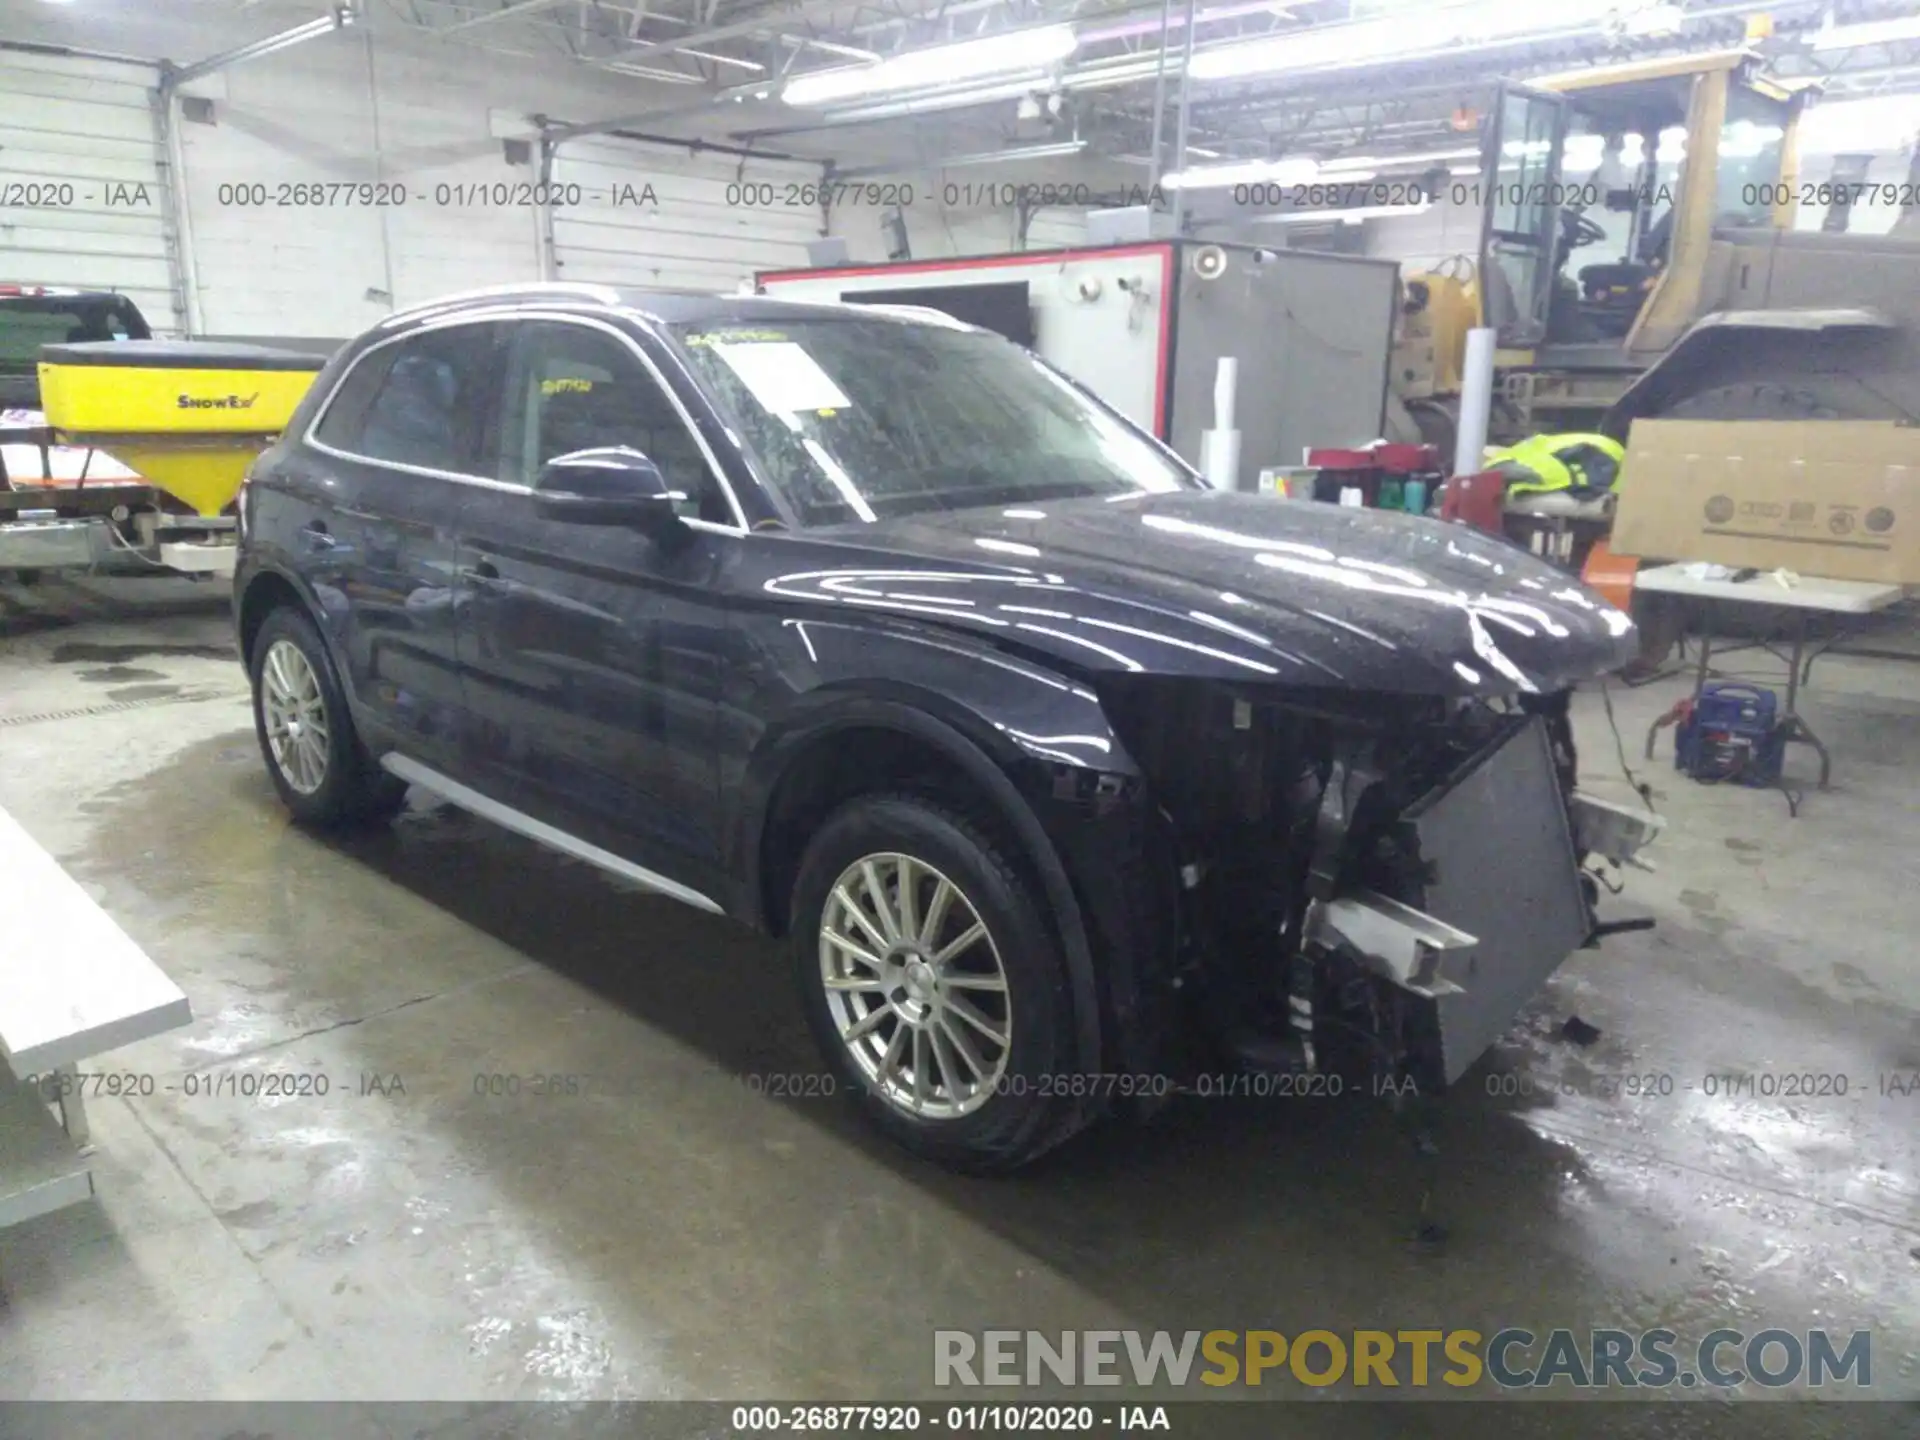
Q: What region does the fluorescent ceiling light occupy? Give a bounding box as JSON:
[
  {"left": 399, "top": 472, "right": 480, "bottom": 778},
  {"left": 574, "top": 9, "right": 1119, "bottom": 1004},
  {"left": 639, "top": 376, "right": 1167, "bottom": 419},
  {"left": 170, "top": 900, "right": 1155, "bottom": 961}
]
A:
[
  {"left": 1189, "top": 0, "right": 1615, "bottom": 81},
  {"left": 783, "top": 25, "right": 1079, "bottom": 107},
  {"left": 1258, "top": 200, "right": 1432, "bottom": 224},
  {"left": 1809, "top": 15, "right": 1920, "bottom": 51},
  {"left": 939, "top": 140, "right": 1088, "bottom": 169},
  {"left": 801, "top": 78, "right": 1042, "bottom": 123},
  {"left": 1322, "top": 147, "right": 1479, "bottom": 171},
  {"left": 679, "top": 47, "right": 766, "bottom": 72},
  {"left": 604, "top": 63, "right": 709, "bottom": 84},
  {"left": 1161, "top": 157, "right": 1320, "bottom": 190}
]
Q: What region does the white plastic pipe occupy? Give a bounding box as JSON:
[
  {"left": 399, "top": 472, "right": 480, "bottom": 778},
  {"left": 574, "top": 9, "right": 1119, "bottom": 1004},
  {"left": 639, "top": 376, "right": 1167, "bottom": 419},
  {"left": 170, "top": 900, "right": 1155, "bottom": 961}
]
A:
[
  {"left": 1201, "top": 430, "right": 1242, "bottom": 490},
  {"left": 1202, "top": 356, "right": 1241, "bottom": 489},
  {"left": 1454, "top": 326, "right": 1498, "bottom": 475},
  {"left": 1213, "top": 355, "right": 1238, "bottom": 432}
]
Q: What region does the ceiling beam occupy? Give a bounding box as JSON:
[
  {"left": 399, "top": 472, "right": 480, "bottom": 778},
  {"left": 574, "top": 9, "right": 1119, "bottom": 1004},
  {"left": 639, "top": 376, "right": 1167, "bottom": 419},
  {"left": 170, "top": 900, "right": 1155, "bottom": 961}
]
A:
[
  {"left": 440, "top": 0, "right": 576, "bottom": 33},
  {"left": 594, "top": 0, "right": 890, "bottom": 62}
]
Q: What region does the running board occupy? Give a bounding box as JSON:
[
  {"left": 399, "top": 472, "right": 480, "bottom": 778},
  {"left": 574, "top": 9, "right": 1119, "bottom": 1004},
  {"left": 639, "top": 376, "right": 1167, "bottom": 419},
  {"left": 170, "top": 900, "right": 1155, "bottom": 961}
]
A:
[{"left": 378, "top": 754, "right": 724, "bottom": 916}]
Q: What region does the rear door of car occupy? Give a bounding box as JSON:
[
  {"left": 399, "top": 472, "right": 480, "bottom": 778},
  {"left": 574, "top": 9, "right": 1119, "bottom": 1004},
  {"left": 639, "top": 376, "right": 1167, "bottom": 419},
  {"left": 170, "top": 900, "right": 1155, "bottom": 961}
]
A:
[
  {"left": 453, "top": 314, "right": 737, "bottom": 898},
  {"left": 303, "top": 319, "right": 506, "bottom": 767}
]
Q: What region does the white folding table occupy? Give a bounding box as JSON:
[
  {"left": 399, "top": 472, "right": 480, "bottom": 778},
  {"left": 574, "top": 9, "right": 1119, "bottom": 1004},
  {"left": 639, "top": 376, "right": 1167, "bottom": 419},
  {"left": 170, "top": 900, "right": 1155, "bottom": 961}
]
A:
[
  {"left": 0, "top": 802, "right": 192, "bottom": 1228},
  {"left": 1635, "top": 564, "right": 1908, "bottom": 793}
]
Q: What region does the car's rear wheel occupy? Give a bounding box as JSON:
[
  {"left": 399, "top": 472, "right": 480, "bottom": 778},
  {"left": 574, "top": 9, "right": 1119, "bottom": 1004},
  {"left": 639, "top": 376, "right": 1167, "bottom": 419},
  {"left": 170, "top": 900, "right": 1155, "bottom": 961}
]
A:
[
  {"left": 791, "top": 794, "right": 1087, "bottom": 1172},
  {"left": 249, "top": 606, "right": 407, "bottom": 827}
]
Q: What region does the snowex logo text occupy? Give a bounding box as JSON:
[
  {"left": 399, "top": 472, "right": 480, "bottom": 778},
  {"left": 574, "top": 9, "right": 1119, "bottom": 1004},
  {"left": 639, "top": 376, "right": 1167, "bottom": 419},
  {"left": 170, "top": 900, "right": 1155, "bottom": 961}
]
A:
[{"left": 177, "top": 392, "right": 260, "bottom": 409}]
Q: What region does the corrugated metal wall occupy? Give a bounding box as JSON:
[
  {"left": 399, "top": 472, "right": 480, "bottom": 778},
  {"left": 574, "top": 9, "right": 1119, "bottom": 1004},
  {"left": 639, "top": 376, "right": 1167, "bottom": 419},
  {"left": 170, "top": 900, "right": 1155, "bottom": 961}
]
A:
[
  {"left": 550, "top": 138, "right": 825, "bottom": 291},
  {"left": 5, "top": 31, "right": 1102, "bottom": 337},
  {"left": 178, "top": 34, "right": 549, "bottom": 338},
  {"left": 0, "top": 51, "right": 181, "bottom": 332},
  {"left": 1363, "top": 192, "right": 1483, "bottom": 273}
]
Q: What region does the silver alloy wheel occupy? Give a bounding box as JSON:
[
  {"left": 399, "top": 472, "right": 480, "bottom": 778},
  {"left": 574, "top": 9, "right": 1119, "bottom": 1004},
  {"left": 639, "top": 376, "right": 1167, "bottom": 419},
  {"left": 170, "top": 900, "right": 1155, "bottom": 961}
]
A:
[
  {"left": 819, "top": 852, "right": 1012, "bottom": 1121},
  {"left": 260, "top": 638, "right": 331, "bottom": 796}
]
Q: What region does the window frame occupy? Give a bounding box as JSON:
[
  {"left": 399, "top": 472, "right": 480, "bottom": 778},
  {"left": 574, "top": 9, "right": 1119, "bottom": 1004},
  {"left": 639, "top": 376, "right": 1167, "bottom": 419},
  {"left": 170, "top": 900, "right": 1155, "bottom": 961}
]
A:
[
  {"left": 305, "top": 309, "right": 749, "bottom": 533},
  {"left": 306, "top": 316, "right": 511, "bottom": 489},
  {"left": 494, "top": 317, "right": 727, "bottom": 525}
]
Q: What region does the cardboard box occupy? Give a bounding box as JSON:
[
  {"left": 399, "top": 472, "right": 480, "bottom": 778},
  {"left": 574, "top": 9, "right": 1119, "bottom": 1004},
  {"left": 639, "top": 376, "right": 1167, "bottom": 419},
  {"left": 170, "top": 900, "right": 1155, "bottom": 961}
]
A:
[{"left": 1613, "top": 419, "right": 1920, "bottom": 584}]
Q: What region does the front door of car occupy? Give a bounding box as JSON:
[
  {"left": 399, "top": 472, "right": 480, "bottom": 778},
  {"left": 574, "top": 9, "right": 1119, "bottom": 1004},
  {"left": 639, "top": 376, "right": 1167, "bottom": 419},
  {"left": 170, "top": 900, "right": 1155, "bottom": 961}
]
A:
[
  {"left": 454, "top": 316, "right": 734, "bottom": 893},
  {"left": 303, "top": 320, "right": 504, "bottom": 767}
]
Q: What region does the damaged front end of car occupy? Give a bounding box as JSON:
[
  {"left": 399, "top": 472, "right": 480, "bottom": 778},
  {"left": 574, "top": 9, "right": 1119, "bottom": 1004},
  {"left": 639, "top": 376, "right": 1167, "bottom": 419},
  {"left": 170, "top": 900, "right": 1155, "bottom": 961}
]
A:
[{"left": 1073, "top": 677, "right": 1663, "bottom": 1102}]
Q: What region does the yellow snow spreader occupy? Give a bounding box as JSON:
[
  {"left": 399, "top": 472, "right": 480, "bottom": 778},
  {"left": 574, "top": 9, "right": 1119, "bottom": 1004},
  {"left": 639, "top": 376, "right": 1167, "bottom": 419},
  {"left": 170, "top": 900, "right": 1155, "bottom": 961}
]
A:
[
  {"left": 36, "top": 340, "right": 327, "bottom": 517},
  {"left": 2, "top": 339, "right": 328, "bottom": 577}
]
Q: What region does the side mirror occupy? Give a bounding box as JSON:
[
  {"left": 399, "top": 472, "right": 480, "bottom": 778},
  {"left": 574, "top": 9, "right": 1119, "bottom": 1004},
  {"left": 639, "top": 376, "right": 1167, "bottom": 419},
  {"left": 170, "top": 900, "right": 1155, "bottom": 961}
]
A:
[{"left": 532, "top": 447, "right": 684, "bottom": 534}]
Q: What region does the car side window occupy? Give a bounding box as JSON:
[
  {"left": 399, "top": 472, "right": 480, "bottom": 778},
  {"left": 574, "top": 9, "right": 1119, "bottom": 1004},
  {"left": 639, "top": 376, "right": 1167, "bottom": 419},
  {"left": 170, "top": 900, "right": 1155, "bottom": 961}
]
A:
[
  {"left": 498, "top": 320, "right": 727, "bottom": 523},
  {"left": 314, "top": 324, "right": 496, "bottom": 475}
]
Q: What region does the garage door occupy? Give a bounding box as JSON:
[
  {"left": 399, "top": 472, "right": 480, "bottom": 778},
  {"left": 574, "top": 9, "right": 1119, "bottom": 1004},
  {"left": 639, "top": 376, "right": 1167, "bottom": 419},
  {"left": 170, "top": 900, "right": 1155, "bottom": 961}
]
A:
[
  {"left": 0, "top": 51, "right": 181, "bottom": 333},
  {"left": 551, "top": 137, "right": 824, "bottom": 293}
]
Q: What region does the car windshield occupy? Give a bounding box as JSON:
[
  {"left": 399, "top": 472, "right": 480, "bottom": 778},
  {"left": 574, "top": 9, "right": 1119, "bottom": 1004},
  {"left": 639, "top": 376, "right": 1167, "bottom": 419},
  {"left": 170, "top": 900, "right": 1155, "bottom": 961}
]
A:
[{"left": 669, "top": 313, "right": 1194, "bottom": 526}]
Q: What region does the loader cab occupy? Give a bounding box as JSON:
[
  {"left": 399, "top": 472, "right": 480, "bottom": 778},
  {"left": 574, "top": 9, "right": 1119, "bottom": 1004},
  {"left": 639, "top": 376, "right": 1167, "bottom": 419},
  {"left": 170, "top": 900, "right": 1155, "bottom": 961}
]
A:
[{"left": 1477, "top": 52, "right": 1801, "bottom": 360}]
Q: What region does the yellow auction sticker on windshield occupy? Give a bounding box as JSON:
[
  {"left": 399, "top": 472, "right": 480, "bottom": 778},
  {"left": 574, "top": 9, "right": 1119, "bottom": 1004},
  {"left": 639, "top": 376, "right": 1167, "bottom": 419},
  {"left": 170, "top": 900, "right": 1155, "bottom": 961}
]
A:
[{"left": 683, "top": 328, "right": 791, "bottom": 347}]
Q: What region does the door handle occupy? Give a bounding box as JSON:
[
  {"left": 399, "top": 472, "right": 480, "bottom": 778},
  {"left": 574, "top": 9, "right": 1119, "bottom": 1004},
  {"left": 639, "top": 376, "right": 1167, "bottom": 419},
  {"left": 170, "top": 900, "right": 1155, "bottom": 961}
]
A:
[
  {"left": 300, "top": 521, "right": 337, "bottom": 551},
  {"left": 460, "top": 559, "right": 500, "bottom": 582}
]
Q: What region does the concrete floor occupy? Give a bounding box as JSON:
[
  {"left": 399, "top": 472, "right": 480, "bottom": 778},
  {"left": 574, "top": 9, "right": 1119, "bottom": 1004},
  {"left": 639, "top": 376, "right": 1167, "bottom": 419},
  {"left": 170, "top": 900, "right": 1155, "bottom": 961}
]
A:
[{"left": 0, "top": 573, "right": 1916, "bottom": 1427}]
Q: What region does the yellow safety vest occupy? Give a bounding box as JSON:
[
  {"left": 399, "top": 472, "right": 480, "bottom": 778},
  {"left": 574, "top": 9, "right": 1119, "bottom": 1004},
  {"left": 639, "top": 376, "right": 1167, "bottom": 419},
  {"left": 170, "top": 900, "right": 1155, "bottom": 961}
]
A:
[{"left": 1486, "top": 433, "right": 1626, "bottom": 498}]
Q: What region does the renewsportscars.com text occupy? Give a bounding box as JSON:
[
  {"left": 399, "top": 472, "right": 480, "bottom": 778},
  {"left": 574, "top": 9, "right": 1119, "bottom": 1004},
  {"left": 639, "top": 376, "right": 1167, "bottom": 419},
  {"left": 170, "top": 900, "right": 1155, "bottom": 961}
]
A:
[{"left": 934, "top": 1328, "right": 1873, "bottom": 1391}]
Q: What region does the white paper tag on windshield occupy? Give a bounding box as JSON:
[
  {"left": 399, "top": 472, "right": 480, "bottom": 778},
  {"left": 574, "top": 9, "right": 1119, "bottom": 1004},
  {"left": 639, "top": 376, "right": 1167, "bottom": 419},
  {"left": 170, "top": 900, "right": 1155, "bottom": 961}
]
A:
[{"left": 710, "top": 341, "right": 850, "bottom": 415}]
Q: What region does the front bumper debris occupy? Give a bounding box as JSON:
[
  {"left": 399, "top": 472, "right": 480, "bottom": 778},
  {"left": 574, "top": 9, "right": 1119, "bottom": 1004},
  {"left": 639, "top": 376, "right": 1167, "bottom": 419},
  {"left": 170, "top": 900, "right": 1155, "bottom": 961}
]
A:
[
  {"left": 1568, "top": 791, "right": 1664, "bottom": 868},
  {"left": 1314, "top": 716, "right": 1638, "bottom": 1087}
]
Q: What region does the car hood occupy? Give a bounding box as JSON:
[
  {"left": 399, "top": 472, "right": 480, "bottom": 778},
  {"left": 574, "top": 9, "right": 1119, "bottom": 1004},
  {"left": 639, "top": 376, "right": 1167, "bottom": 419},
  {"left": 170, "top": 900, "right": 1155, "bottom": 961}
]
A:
[{"left": 765, "top": 490, "right": 1637, "bottom": 696}]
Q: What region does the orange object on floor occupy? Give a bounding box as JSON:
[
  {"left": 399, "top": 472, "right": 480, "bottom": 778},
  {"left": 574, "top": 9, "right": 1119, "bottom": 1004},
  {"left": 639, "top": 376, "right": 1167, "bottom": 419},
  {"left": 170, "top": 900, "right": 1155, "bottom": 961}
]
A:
[{"left": 1582, "top": 539, "right": 1639, "bottom": 612}]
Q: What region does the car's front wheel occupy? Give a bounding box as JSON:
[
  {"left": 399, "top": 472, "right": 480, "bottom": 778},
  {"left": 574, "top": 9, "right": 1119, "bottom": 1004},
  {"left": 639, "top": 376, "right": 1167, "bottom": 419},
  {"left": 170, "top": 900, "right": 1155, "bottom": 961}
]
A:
[
  {"left": 249, "top": 606, "right": 407, "bottom": 827},
  {"left": 790, "top": 794, "right": 1088, "bottom": 1172}
]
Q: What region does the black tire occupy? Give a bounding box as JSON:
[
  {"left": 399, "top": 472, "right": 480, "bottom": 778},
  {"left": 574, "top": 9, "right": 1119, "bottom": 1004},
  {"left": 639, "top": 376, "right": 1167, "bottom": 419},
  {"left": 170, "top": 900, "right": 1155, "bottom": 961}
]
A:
[
  {"left": 790, "top": 793, "right": 1090, "bottom": 1173},
  {"left": 1662, "top": 380, "right": 1881, "bottom": 422},
  {"left": 248, "top": 605, "right": 407, "bottom": 828}
]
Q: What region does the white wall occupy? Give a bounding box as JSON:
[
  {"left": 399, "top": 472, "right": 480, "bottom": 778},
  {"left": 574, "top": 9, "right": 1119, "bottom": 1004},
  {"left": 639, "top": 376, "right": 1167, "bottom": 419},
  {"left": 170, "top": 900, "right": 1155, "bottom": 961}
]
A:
[
  {"left": 1362, "top": 191, "right": 1481, "bottom": 273},
  {"left": 550, "top": 137, "right": 823, "bottom": 292},
  {"left": 171, "top": 27, "right": 692, "bottom": 337},
  {"left": 175, "top": 36, "right": 1093, "bottom": 331},
  {"left": 3, "top": 7, "right": 1107, "bottom": 336},
  {"left": 828, "top": 191, "right": 1088, "bottom": 262},
  {"left": 0, "top": 50, "right": 178, "bottom": 329}
]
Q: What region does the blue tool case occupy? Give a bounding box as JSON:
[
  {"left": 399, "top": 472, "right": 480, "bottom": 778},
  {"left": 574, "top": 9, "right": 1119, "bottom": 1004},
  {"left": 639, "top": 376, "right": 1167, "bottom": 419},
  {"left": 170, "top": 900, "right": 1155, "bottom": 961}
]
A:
[{"left": 1675, "top": 682, "right": 1786, "bottom": 786}]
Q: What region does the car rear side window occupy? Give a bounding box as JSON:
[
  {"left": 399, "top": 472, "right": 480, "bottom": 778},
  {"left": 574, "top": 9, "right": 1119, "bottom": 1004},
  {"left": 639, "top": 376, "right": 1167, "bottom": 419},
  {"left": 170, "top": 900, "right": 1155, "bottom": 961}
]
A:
[
  {"left": 312, "top": 323, "right": 498, "bottom": 476},
  {"left": 497, "top": 320, "right": 729, "bottom": 523}
]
